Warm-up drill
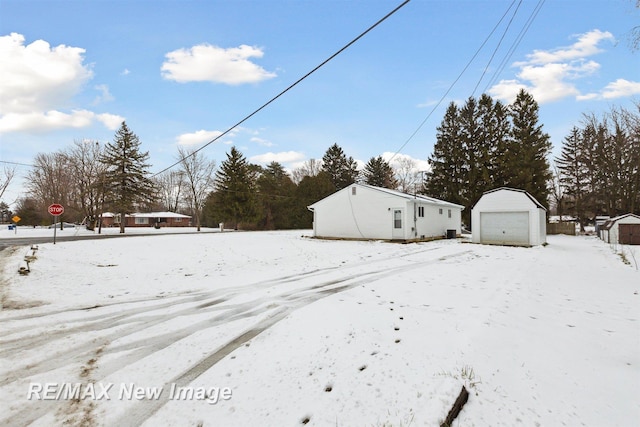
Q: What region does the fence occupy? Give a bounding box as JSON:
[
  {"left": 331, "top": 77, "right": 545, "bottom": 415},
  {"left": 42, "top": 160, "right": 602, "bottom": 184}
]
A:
[{"left": 547, "top": 222, "right": 576, "bottom": 235}]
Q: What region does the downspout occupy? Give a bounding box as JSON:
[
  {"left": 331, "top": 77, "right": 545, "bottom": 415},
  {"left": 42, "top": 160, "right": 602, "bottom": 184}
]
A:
[
  {"left": 413, "top": 201, "right": 417, "bottom": 239},
  {"left": 307, "top": 206, "right": 315, "bottom": 236}
]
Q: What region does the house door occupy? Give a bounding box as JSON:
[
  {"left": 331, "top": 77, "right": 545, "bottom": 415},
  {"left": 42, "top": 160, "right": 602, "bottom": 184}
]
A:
[{"left": 392, "top": 208, "right": 404, "bottom": 239}]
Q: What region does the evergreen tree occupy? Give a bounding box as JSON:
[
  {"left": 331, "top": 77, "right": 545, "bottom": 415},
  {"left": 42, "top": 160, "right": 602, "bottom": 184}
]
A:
[
  {"left": 487, "top": 98, "right": 511, "bottom": 187},
  {"left": 425, "top": 102, "right": 466, "bottom": 207},
  {"left": 321, "top": 143, "right": 359, "bottom": 190},
  {"left": 507, "top": 89, "right": 552, "bottom": 208},
  {"left": 555, "top": 127, "right": 589, "bottom": 228},
  {"left": 101, "top": 121, "right": 155, "bottom": 233},
  {"left": 210, "top": 146, "right": 258, "bottom": 229},
  {"left": 291, "top": 171, "right": 335, "bottom": 228},
  {"left": 256, "top": 162, "right": 296, "bottom": 229},
  {"left": 459, "top": 96, "right": 486, "bottom": 216},
  {"left": 363, "top": 156, "right": 397, "bottom": 188}
]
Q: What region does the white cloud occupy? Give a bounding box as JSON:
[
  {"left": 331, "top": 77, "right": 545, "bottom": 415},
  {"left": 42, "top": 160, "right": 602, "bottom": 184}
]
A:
[
  {"left": 161, "top": 44, "right": 277, "bottom": 84},
  {"left": 0, "top": 109, "right": 123, "bottom": 133},
  {"left": 96, "top": 113, "right": 125, "bottom": 130},
  {"left": 488, "top": 29, "right": 620, "bottom": 104},
  {"left": 250, "top": 136, "right": 274, "bottom": 147},
  {"left": 0, "top": 33, "right": 93, "bottom": 114},
  {"left": 250, "top": 151, "right": 306, "bottom": 165},
  {"left": 121, "top": 68, "right": 130, "bottom": 76},
  {"left": 575, "top": 78, "right": 640, "bottom": 101},
  {"left": 177, "top": 129, "right": 224, "bottom": 146},
  {"left": 600, "top": 78, "right": 640, "bottom": 99},
  {"left": 518, "top": 30, "right": 614, "bottom": 65},
  {"left": 0, "top": 33, "right": 123, "bottom": 134},
  {"left": 93, "top": 84, "right": 114, "bottom": 104}
]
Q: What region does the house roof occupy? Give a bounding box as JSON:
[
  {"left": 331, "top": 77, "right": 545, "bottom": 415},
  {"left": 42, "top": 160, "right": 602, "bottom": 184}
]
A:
[
  {"left": 476, "top": 187, "right": 546, "bottom": 210},
  {"left": 602, "top": 213, "right": 640, "bottom": 228},
  {"left": 308, "top": 183, "right": 465, "bottom": 210},
  {"left": 100, "top": 212, "right": 191, "bottom": 218},
  {"left": 131, "top": 212, "right": 191, "bottom": 218}
]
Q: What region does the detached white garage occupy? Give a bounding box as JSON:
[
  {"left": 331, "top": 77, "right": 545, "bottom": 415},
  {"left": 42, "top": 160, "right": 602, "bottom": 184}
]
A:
[{"left": 472, "top": 187, "right": 547, "bottom": 247}]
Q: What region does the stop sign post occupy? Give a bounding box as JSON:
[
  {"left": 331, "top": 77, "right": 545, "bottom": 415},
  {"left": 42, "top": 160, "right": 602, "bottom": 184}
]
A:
[{"left": 48, "top": 204, "right": 64, "bottom": 244}]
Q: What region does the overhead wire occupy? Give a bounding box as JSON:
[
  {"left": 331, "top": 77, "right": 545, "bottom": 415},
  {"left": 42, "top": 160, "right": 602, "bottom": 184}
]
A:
[
  {"left": 0, "top": 160, "right": 34, "bottom": 168},
  {"left": 483, "top": 0, "right": 546, "bottom": 93},
  {"left": 471, "top": 0, "right": 522, "bottom": 97},
  {"left": 386, "top": 0, "right": 519, "bottom": 165},
  {"left": 151, "top": 0, "right": 411, "bottom": 178}
]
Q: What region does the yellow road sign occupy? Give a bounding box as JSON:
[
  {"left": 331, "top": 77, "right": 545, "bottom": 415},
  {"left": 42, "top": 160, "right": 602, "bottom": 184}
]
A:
[{"left": 12, "top": 215, "right": 21, "bottom": 223}]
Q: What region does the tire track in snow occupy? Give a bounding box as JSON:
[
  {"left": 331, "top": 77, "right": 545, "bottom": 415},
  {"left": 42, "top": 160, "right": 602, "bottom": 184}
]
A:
[
  {"left": 115, "top": 249, "right": 472, "bottom": 427},
  {"left": 0, "top": 246, "right": 468, "bottom": 426}
]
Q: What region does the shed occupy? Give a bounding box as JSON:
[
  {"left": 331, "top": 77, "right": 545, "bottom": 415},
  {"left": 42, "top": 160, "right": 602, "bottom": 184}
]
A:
[
  {"left": 471, "top": 187, "right": 547, "bottom": 246},
  {"left": 599, "top": 214, "right": 640, "bottom": 245},
  {"left": 307, "top": 184, "right": 463, "bottom": 241}
]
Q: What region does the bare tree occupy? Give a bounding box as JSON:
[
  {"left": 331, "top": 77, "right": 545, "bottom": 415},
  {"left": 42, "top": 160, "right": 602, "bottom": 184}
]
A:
[
  {"left": 27, "top": 152, "right": 74, "bottom": 223},
  {"left": 155, "top": 170, "right": 186, "bottom": 213},
  {"left": 549, "top": 164, "right": 566, "bottom": 219},
  {"left": 393, "top": 156, "right": 419, "bottom": 193},
  {"left": 291, "top": 159, "right": 322, "bottom": 184},
  {"left": 0, "top": 166, "right": 16, "bottom": 202},
  {"left": 178, "top": 147, "right": 216, "bottom": 231},
  {"left": 66, "top": 140, "right": 107, "bottom": 229},
  {"left": 629, "top": 0, "right": 640, "bottom": 51}
]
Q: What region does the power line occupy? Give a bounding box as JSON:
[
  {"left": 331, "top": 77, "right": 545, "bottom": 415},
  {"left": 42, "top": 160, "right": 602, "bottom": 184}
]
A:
[
  {"left": 152, "top": 0, "right": 412, "bottom": 178},
  {"left": 472, "top": 0, "right": 522, "bottom": 97},
  {"left": 483, "top": 0, "right": 545, "bottom": 93},
  {"left": 0, "top": 160, "right": 33, "bottom": 168},
  {"left": 386, "top": 0, "right": 517, "bottom": 165}
]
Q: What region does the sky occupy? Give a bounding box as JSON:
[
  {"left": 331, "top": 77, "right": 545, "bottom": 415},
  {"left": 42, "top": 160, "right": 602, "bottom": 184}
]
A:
[{"left": 1, "top": 0, "right": 639, "bottom": 208}]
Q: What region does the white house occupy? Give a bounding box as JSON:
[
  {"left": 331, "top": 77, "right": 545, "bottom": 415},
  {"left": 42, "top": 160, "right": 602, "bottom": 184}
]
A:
[
  {"left": 472, "top": 187, "right": 547, "bottom": 247},
  {"left": 599, "top": 214, "right": 640, "bottom": 245},
  {"left": 307, "top": 184, "right": 463, "bottom": 241}
]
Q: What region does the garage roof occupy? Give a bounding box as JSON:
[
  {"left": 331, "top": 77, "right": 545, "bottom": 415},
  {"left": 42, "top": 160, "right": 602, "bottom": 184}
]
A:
[
  {"left": 475, "top": 187, "right": 546, "bottom": 210},
  {"left": 601, "top": 213, "right": 640, "bottom": 230}
]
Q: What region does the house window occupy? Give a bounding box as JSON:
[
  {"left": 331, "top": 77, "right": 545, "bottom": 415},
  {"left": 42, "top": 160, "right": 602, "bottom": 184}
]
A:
[
  {"left": 135, "top": 217, "right": 149, "bottom": 225},
  {"left": 439, "top": 208, "right": 443, "bottom": 215},
  {"left": 352, "top": 187, "right": 357, "bottom": 195},
  {"left": 175, "top": 218, "right": 182, "bottom": 222},
  {"left": 448, "top": 209, "right": 451, "bottom": 218},
  {"left": 394, "top": 210, "right": 402, "bottom": 229},
  {"left": 418, "top": 206, "right": 424, "bottom": 217}
]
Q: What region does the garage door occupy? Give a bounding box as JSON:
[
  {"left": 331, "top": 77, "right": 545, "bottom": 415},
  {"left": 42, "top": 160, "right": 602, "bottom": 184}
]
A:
[
  {"left": 619, "top": 224, "right": 640, "bottom": 245},
  {"left": 480, "top": 212, "right": 529, "bottom": 246}
]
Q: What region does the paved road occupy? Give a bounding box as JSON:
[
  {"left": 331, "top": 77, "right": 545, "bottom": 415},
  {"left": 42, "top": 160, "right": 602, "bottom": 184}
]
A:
[{"left": 0, "top": 231, "right": 207, "bottom": 252}]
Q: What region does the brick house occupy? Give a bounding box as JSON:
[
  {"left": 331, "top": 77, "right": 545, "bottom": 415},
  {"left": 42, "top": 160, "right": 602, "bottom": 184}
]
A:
[{"left": 99, "top": 212, "right": 192, "bottom": 228}]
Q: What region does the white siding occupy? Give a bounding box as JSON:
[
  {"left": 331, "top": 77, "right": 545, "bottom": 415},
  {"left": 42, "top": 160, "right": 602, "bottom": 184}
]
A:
[
  {"left": 472, "top": 188, "right": 546, "bottom": 246},
  {"left": 413, "top": 203, "right": 461, "bottom": 239},
  {"left": 608, "top": 215, "right": 640, "bottom": 244},
  {"left": 309, "top": 184, "right": 463, "bottom": 240}
]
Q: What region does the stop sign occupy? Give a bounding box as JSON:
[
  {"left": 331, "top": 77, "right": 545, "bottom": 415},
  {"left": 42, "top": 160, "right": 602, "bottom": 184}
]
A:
[{"left": 48, "top": 204, "right": 64, "bottom": 216}]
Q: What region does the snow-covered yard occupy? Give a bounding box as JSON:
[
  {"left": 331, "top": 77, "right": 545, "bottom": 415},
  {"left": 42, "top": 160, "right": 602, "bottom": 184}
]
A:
[{"left": 0, "top": 230, "right": 638, "bottom": 426}]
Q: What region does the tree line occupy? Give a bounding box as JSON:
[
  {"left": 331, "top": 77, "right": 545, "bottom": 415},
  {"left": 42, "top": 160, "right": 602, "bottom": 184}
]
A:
[
  {"left": 425, "top": 89, "right": 552, "bottom": 227},
  {"left": 554, "top": 105, "right": 640, "bottom": 229},
  {"left": 424, "top": 89, "right": 639, "bottom": 227},
  {"left": 8, "top": 94, "right": 638, "bottom": 231},
  {"left": 9, "top": 122, "right": 424, "bottom": 231}
]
